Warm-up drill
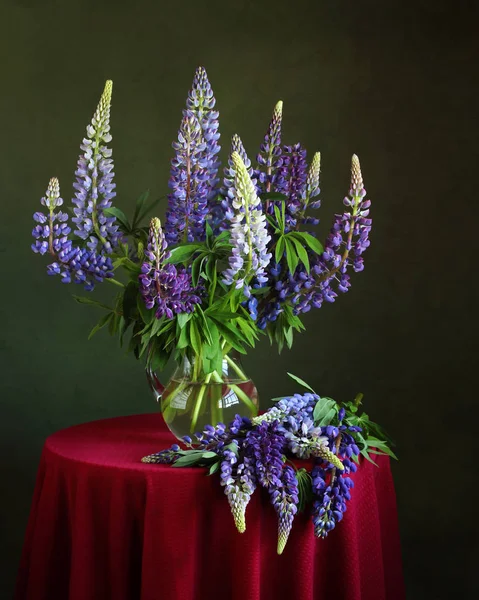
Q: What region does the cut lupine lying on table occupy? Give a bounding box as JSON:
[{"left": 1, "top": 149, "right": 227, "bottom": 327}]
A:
[{"left": 141, "top": 378, "right": 397, "bottom": 554}]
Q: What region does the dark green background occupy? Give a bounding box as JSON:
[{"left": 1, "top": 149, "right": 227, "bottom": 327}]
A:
[{"left": 1, "top": 0, "right": 477, "bottom": 598}]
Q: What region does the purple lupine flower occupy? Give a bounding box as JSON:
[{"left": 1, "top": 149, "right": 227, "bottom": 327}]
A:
[
  {"left": 141, "top": 444, "right": 181, "bottom": 464},
  {"left": 270, "top": 465, "right": 299, "bottom": 554},
  {"left": 139, "top": 218, "right": 201, "bottom": 318},
  {"left": 71, "top": 80, "right": 120, "bottom": 254},
  {"left": 259, "top": 154, "right": 371, "bottom": 322},
  {"left": 33, "top": 177, "right": 114, "bottom": 291},
  {"left": 311, "top": 464, "right": 355, "bottom": 538},
  {"left": 309, "top": 154, "right": 371, "bottom": 304},
  {"left": 255, "top": 100, "right": 283, "bottom": 193},
  {"left": 275, "top": 143, "right": 309, "bottom": 230},
  {"left": 222, "top": 151, "right": 272, "bottom": 293},
  {"left": 244, "top": 420, "right": 284, "bottom": 490},
  {"left": 165, "top": 111, "right": 210, "bottom": 244},
  {"left": 186, "top": 67, "right": 221, "bottom": 202},
  {"left": 221, "top": 450, "right": 256, "bottom": 533}
]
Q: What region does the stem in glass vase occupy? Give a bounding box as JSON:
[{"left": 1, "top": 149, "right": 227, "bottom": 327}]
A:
[{"left": 189, "top": 372, "right": 212, "bottom": 434}]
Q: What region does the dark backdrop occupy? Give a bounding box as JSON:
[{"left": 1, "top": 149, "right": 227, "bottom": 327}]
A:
[{"left": 1, "top": 1, "right": 477, "bottom": 598}]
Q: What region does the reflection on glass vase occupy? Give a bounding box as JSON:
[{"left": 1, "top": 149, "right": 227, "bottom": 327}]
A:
[{"left": 146, "top": 351, "right": 259, "bottom": 442}]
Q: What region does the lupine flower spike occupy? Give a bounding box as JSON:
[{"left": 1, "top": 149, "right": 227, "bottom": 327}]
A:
[
  {"left": 139, "top": 218, "right": 201, "bottom": 318},
  {"left": 222, "top": 151, "right": 272, "bottom": 293},
  {"left": 72, "top": 80, "right": 120, "bottom": 254},
  {"left": 256, "top": 100, "right": 283, "bottom": 196}
]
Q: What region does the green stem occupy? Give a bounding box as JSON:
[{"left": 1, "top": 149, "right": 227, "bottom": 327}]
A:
[
  {"left": 105, "top": 278, "right": 125, "bottom": 288},
  {"left": 224, "top": 354, "right": 247, "bottom": 381},
  {"left": 210, "top": 370, "right": 257, "bottom": 416},
  {"left": 190, "top": 372, "right": 212, "bottom": 433}
]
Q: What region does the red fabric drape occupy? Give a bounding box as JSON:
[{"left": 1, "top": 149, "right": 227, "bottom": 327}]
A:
[{"left": 15, "top": 414, "right": 404, "bottom": 600}]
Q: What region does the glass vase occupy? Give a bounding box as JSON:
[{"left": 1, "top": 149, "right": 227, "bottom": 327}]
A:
[{"left": 146, "top": 351, "right": 259, "bottom": 442}]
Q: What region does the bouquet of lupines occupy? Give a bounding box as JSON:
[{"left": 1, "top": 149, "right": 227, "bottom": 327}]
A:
[
  {"left": 31, "top": 67, "right": 372, "bottom": 432},
  {"left": 141, "top": 375, "right": 396, "bottom": 554}
]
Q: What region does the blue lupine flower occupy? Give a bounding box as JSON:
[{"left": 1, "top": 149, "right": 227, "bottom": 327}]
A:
[{"left": 311, "top": 464, "right": 354, "bottom": 538}]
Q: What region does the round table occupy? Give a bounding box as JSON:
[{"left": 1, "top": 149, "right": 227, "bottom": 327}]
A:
[{"left": 15, "top": 414, "right": 405, "bottom": 600}]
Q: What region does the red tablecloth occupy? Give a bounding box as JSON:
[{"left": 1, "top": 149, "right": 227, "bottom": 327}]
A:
[{"left": 15, "top": 414, "right": 404, "bottom": 600}]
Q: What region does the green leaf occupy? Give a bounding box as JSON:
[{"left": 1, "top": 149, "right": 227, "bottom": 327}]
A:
[
  {"left": 132, "top": 190, "right": 150, "bottom": 229},
  {"left": 296, "top": 232, "right": 324, "bottom": 255},
  {"left": 122, "top": 281, "right": 138, "bottom": 322},
  {"left": 275, "top": 236, "right": 285, "bottom": 265},
  {"left": 172, "top": 453, "right": 205, "bottom": 468},
  {"left": 284, "top": 238, "right": 299, "bottom": 274},
  {"left": 191, "top": 254, "right": 207, "bottom": 287},
  {"left": 360, "top": 447, "right": 379, "bottom": 466},
  {"left": 273, "top": 204, "right": 284, "bottom": 232},
  {"left": 163, "top": 244, "right": 203, "bottom": 265},
  {"left": 189, "top": 319, "right": 201, "bottom": 356},
  {"left": 318, "top": 407, "right": 337, "bottom": 427},
  {"left": 103, "top": 207, "right": 131, "bottom": 232},
  {"left": 201, "top": 451, "right": 217, "bottom": 459},
  {"left": 88, "top": 312, "right": 113, "bottom": 340},
  {"left": 287, "top": 372, "right": 316, "bottom": 393},
  {"left": 151, "top": 316, "right": 165, "bottom": 337},
  {"left": 177, "top": 323, "right": 189, "bottom": 349},
  {"left": 206, "top": 258, "right": 217, "bottom": 303},
  {"left": 288, "top": 235, "right": 310, "bottom": 274},
  {"left": 284, "top": 326, "right": 293, "bottom": 349},
  {"left": 205, "top": 221, "right": 214, "bottom": 246},
  {"left": 313, "top": 398, "right": 337, "bottom": 424},
  {"left": 215, "top": 323, "right": 246, "bottom": 354},
  {"left": 72, "top": 295, "right": 112, "bottom": 311},
  {"left": 366, "top": 437, "right": 398, "bottom": 461},
  {"left": 208, "top": 461, "right": 220, "bottom": 475},
  {"left": 177, "top": 312, "right": 192, "bottom": 329},
  {"left": 259, "top": 192, "right": 288, "bottom": 201}
]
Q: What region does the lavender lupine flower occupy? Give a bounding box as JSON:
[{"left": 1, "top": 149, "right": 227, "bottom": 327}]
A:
[
  {"left": 311, "top": 464, "right": 354, "bottom": 538},
  {"left": 139, "top": 218, "right": 201, "bottom": 318},
  {"left": 275, "top": 143, "right": 309, "bottom": 230},
  {"left": 32, "top": 178, "right": 114, "bottom": 291},
  {"left": 253, "top": 392, "right": 317, "bottom": 427},
  {"left": 186, "top": 67, "right": 221, "bottom": 202},
  {"left": 71, "top": 80, "right": 120, "bottom": 254},
  {"left": 222, "top": 152, "right": 272, "bottom": 292},
  {"left": 32, "top": 178, "right": 71, "bottom": 256},
  {"left": 220, "top": 450, "right": 256, "bottom": 533},
  {"left": 165, "top": 111, "right": 210, "bottom": 244},
  {"left": 270, "top": 465, "right": 299, "bottom": 554},
  {"left": 255, "top": 100, "right": 283, "bottom": 194},
  {"left": 244, "top": 420, "right": 284, "bottom": 490}
]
